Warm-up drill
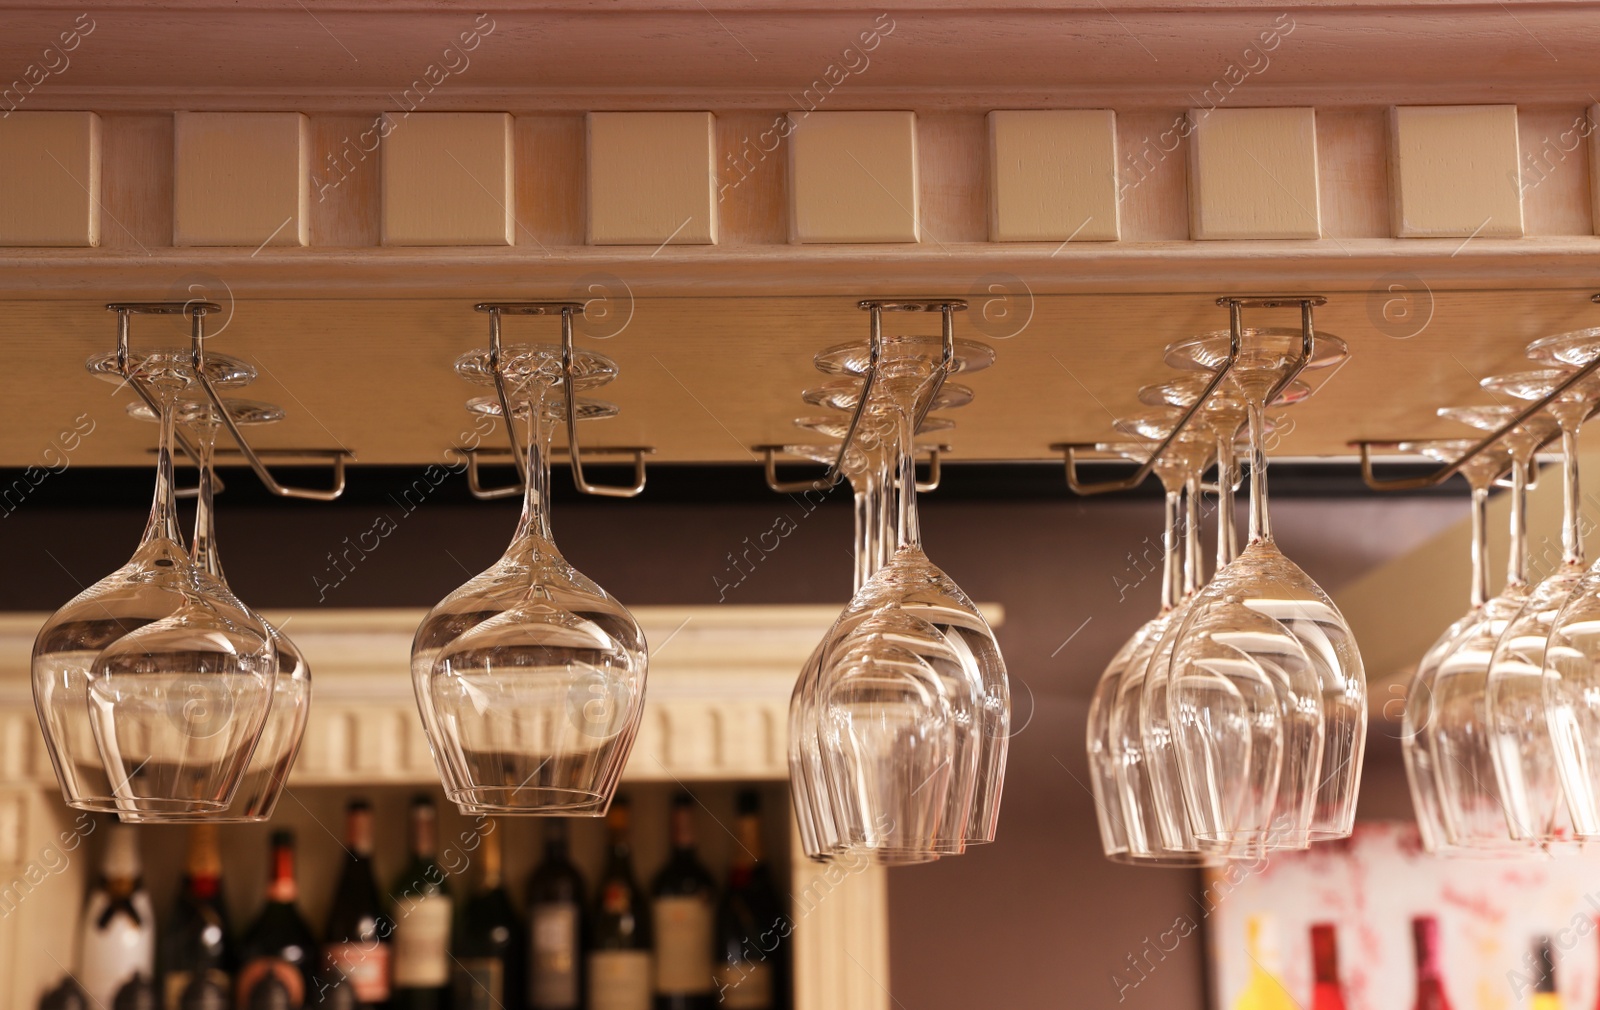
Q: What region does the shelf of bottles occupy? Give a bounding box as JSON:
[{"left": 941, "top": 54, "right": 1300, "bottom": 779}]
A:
[{"left": 39, "top": 781, "right": 794, "bottom": 1010}]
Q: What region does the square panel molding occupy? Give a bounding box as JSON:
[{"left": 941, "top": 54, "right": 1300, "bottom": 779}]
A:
[
  {"left": 381, "top": 112, "right": 513, "bottom": 246},
  {"left": 1187, "top": 107, "right": 1321, "bottom": 240},
  {"left": 0, "top": 111, "right": 100, "bottom": 246},
  {"left": 1389, "top": 104, "right": 1524, "bottom": 238},
  {"left": 587, "top": 112, "right": 717, "bottom": 245},
  {"left": 174, "top": 112, "right": 309, "bottom": 247},
  {"left": 987, "top": 110, "right": 1119, "bottom": 242},
  {"left": 788, "top": 111, "right": 919, "bottom": 243}
]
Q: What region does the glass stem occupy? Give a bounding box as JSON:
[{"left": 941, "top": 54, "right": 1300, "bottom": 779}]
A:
[
  {"left": 512, "top": 393, "right": 554, "bottom": 543},
  {"left": 1508, "top": 457, "right": 1529, "bottom": 590},
  {"left": 1469, "top": 483, "right": 1489, "bottom": 609},
  {"left": 851, "top": 474, "right": 873, "bottom": 593},
  {"left": 1562, "top": 425, "right": 1584, "bottom": 568},
  {"left": 142, "top": 392, "right": 185, "bottom": 547},
  {"left": 1215, "top": 429, "right": 1236, "bottom": 570},
  {"left": 1185, "top": 471, "right": 1203, "bottom": 596},
  {"left": 1245, "top": 398, "right": 1272, "bottom": 545},
  {"left": 1161, "top": 488, "right": 1180, "bottom": 612},
  {"left": 192, "top": 426, "right": 222, "bottom": 580},
  {"left": 893, "top": 396, "right": 921, "bottom": 553}
]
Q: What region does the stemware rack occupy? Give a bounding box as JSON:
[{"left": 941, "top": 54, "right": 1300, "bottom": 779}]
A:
[
  {"left": 105, "top": 301, "right": 351, "bottom": 501},
  {"left": 470, "top": 300, "right": 653, "bottom": 499},
  {"left": 1353, "top": 292, "right": 1600, "bottom": 492},
  {"left": 1050, "top": 295, "right": 1325, "bottom": 496},
  {"left": 756, "top": 298, "right": 965, "bottom": 495}
]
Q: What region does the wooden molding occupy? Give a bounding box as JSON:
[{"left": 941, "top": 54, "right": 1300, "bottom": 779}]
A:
[
  {"left": 173, "top": 111, "right": 309, "bottom": 247},
  {"left": 788, "top": 111, "right": 919, "bottom": 244},
  {"left": 0, "top": 111, "right": 100, "bottom": 246},
  {"left": 1389, "top": 104, "right": 1524, "bottom": 238},
  {"left": 987, "top": 109, "right": 1119, "bottom": 242},
  {"left": 1188, "top": 106, "right": 1321, "bottom": 240},
  {"left": 380, "top": 112, "right": 514, "bottom": 245},
  {"left": 586, "top": 111, "right": 718, "bottom": 245}
]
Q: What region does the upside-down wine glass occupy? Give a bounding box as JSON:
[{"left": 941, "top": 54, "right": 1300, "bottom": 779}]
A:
[
  {"left": 814, "top": 319, "right": 1009, "bottom": 862},
  {"left": 1129, "top": 397, "right": 1303, "bottom": 859},
  {"left": 1104, "top": 428, "right": 1217, "bottom": 864},
  {"left": 119, "top": 397, "right": 313, "bottom": 823},
  {"left": 35, "top": 337, "right": 275, "bottom": 814},
  {"left": 1166, "top": 322, "right": 1363, "bottom": 849},
  {"left": 1536, "top": 329, "right": 1600, "bottom": 840},
  {"left": 1428, "top": 404, "right": 1554, "bottom": 851},
  {"left": 1485, "top": 357, "right": 1600, "bottom": 847},
  {"left": 1085, "top": 441, "right": 1165, "bottom": 862},
  {"left": 1396, "top": 438, "right": 1514, "bottom": 855},
  {"left": 412, "top": 332, "right": 646, "bottom": 815}
]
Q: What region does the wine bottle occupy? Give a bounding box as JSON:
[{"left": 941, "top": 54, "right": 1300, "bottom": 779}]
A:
[
  {"left": 1232, "top": 914, "right": 1295, "bottom": 1010},
  {"left": 453, "top": 819, "right": 525, "bottom": 1010},
  {"left": 322, "top": 799, "right": 392, "bottom": 1008},
  {"left": 1533, "top": 935, "right": 1563, "bottom": 1010},
  {"left": 1412, "top": 916, "right": 1454, "bottom": 1010},
  {"left": 588, "top": 797, "right": 652, "bottom": 1010},
  {"left": 159, "top": 824, "right": 234, "bottom": 1010},
  {"left": 237, "top": 831, "right": 319, "bottom": 1009},
  {"left": 526, "top": 819, "right": 584, "bottom": 1010},
  {"left": 713, "top": 791, "right": 787, "bottom": 1010},
  {"left": 390, "top": 795, "right": 453, "bottom": 1010},
  {"left": 1309, "top": 923, "right": 1346, "bottom": 1010},
  {"left": 81, "top": 824, "right": 156, "bottom": 1010},
  {"left": 651, "top": 793, "right": 716, "bottom": 1010}
]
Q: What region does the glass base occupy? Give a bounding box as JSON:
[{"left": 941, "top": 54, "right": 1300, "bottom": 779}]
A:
[{"left": 448, "top": 785, "right": 611, "bottom": 816}]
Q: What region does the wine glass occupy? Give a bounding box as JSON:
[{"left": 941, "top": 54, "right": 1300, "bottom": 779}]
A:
[
  {"left": 1097, "top": 433, "right": 1218, "bottom": 864},
  {"left": 784, "top": 416, "right": 900, "bottom": 862},
  {"left": 1483, "top": 362, "right": 1600, "bottom": 847},
  {"left": 413, "top": 341, "right": 646, "bottom": 815},
  {"left": 1395, "top": 438, "right": 1515, "bottom": 855},
  {"left": 1165, "top": 325, "right": 1361, "bottom": 849},
  {"left": 1123, "top": 399, "right": 1309, "bottom": 859},
  {"left": 118, "top": 397, "right": 313, "bottom": 823},
  {"left": 35, "top": 348, "right": 276, "bottom": 815},
  {"left": 1427, "top": 404, "right": 1555, "bottom": 850},
  {"left": 1534, "top": 330, "right": 1600, "bottom": 840},
  {"left": 1085, "top": 441, "right": 1166, "bottom": 862},
  {"left": 813, "top": 334, "right": 1008, "bottom": 862}
]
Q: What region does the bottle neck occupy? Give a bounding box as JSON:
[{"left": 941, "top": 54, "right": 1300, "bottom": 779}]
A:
[
  {"left": 732, "top": 813, "right": 762, "bottom": 869},
  {"left": 185, "top": 824, "right": 223, "bottom": 900},
  {"left": 1413, "top": 919, "right": 1442, "bottom": 982},
  {"left": 345, "top": 806, "right": 374, "bottom": 858},
  {"left": 670, "top": 803, "right": 696, "bottom": 853},
  {"left": 479, "top": 825, "right": 503, "bottom": 890},
  {"left": 267, "top": 843, "right": 297, "bottom": 904},
  {"left": 1311, "top": 926, "right": 1340, "bottom": 985},
  {"left": 410, "top": 804, "right": 438, "bottom": 860}
]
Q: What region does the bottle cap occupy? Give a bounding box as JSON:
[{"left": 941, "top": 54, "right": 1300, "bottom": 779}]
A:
[
  {"left": 101, "top": 825, "right": 142, "bottom": 881},
  {"left": 736, "top": 789, "right": 761, "bottom": 817}
]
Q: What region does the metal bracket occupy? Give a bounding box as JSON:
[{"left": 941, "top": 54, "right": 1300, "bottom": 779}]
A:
[
  {"left": 461, "top": 445, "right": 655, "bottom": 501},
  {"left": 107, "top": 302, "right": 349, "bottom": 501},
  {"left": 757, "top": 443, "right": 951, "bottom": 494},
  {"left": 1052, "top": 294, "right": 1324, "bottom": 496},
  {"left": 473, "top": 300, "right": 647, "bottom": 498},
  {"left": 763, "top": 298, "right": 965, "bottom": 494}
]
